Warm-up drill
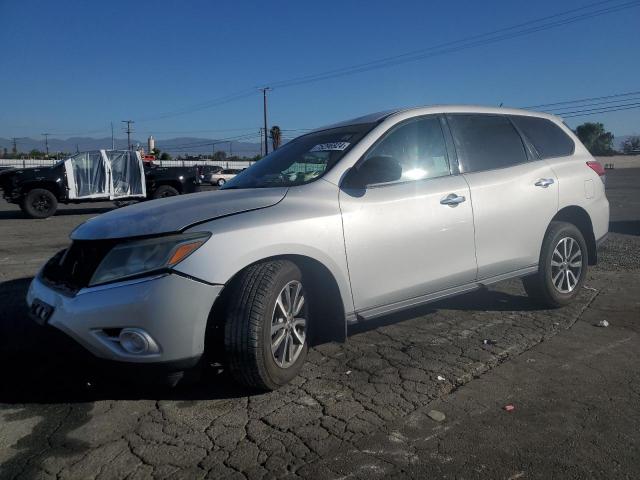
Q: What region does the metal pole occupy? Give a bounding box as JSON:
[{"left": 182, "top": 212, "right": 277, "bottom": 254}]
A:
[
  {"left": 122, "top": 120, "right": 134, "bottom": 150},
  {"left": 260, "top": 87, "right": 271, "bottom": 155},
  {"left": 111, "top": 122, "right": 114, "bottom": 149},
  {"left": 42, "top": 133, "right": 50, "bottom": 157}
]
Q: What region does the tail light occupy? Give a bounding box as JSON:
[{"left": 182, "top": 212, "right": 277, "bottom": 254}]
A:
[{"left": 586, "top": 161, "right": 606, "bottom": 184}]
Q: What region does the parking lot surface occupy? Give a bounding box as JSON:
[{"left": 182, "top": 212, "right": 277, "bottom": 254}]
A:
[{"left": 1, "top": 171, "right": 639, "bottom": 479}]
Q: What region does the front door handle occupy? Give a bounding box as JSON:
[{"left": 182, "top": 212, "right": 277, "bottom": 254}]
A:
[
  {"left": 440, "top": 193, "right": 466, "bottom": 206},
  {"left": 535, "top": 178, "right": 555, "bottom": 188}
]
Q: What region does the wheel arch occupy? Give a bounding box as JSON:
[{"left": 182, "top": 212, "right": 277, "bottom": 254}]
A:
[
  {"left": 206, "top": 254, "right": 347, "bottom": 359},
  {"left": 20, "top": 181, "right": 61, "bottom": 200},
  {"left": 550, "top": 205, "right": 597, "bottom": 265}
]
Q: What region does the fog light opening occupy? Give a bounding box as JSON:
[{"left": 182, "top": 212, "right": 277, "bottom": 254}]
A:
[{"left": 119, "top": 328, "right": 155, "bottom": 354}]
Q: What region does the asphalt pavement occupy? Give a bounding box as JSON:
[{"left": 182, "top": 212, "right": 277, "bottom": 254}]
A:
[{"left": 0, "top": 170, "right": 638, "bottom": 479}]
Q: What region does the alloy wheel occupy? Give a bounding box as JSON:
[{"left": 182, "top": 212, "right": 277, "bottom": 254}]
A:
[
  {"left": 270, "top": 280, "right": 306, "bottom": 368},
  {"left": 33, "top": 194, "right": 51, "bottom": 213},
  {"left": 550, "top": 236, "right": 583, "bottom": 293}
]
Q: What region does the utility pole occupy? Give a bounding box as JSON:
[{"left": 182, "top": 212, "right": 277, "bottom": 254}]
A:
[
  {"left": 229, "top": 141, "right": 233, "bottom": 156},
  {"left": 111, "top": 122, "right": 115, "bottom": 149},
  {"left": 42, "top": 133, "right": 50, "bottom": 157},
  {"left": 259, "top": 128, "right": 264, "bottom": 156},
  {"left": 259, "top": 87, "right": 271, "bottom": 156},
  {"left": 12, "top": 137, "right": 18, "bottom": 156},
  {"left": 122, "top": 120, "right": 134, "bottom": 150}
]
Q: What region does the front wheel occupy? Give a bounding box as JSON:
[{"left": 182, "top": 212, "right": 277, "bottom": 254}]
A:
[
  {"left": 152, "top": 185, "right": 179, "bottom": 199},
  {"left": 20, "top": 188, "right": 58, "bottom": 218},
  {"left": 523, "top": 221, "right": 588, "bottom": 308},
  {"left": 224, "top": 260, "right": 309, "bottom": 390},
  {"left": 217, "top": 178, "right": 226, "bottom": 186}
]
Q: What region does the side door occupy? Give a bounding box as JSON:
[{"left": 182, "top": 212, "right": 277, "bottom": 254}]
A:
[
  {"left": 106, "top": 150, "right": 146, "bottom": 199},
  {"left": 339, "top": 115, "right": 477, "bottom": 316},
  {"left": 446, "top": 114, "right": 559, "bottom": 280},
  {"left": 64, "top": 151, "right": 110, "bottom": 200}
]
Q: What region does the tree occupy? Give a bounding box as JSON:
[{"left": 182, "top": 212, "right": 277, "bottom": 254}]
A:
[
  {"left": 575, "top": 122, "right": 615, "bottom": 155},
  {"left": 622, "top": 136, "right": 640, "bottom": 154},
  {"left": 2, "top": 147, "right": 7, "bottom": 158},
  {"left": 270, "top": 125, "right": 282, "bottom": 150},
  {"left": 213, "top": 150, "right": 227, "bottom": 162},
  {"left": 159, "top": 152, "right": 171, "bottom": 160},
  {"left": 28, "top": 149, "right": 46, "bottom": 158},
  {"left": 152, "top": 147, "right": 161, "bottom": 157}
]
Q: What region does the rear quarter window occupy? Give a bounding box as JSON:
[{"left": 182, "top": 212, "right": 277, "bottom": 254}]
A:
[{"left": 510, "top": 115, "right": 575, "bottom": 159}]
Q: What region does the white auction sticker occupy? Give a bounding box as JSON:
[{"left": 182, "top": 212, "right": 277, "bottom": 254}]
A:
[{"left": 310, "top": 142, "right": 351, "bottom": 152}]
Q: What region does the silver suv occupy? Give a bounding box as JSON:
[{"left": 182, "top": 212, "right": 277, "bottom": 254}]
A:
[{"left": 27, "top": 106, "right": 609, "bottom": 390}]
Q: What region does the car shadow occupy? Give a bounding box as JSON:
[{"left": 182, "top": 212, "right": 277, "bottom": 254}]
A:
[
  {"left": 0, "top": 206, "right": 114, "bottom": 220},
  {"left": 0, "top": 277, "right": 540, "bottom": 405},
  {"left": 609, "top": 220, "right": 640, "bottom": 236},
  {"left": 348, "top": 286, "right": 544, "bottom": 334}
]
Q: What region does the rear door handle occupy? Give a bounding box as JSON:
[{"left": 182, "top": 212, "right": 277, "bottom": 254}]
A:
[
  {"left": 440, "top": 193, "right": 466, "bottom": 206},
  {"left": 535, "top": 178, "right": 555, "bottom": 188}
]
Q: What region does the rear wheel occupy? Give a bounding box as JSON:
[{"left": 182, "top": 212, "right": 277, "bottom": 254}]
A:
[
  {"left": 20, "top": 188, "right": 58, "bottom": 218},
  {"left": 224, "top": 260, "right": 309, "bottom": 390},
  {"left": 217, "top": 178, "right": 226, "bottom": 186},
  {"left": 152, "top": 185, "right": 179, "bottom": 199},
  {"left": 523, "top": 221, "right": 588, "bottom": 307}
]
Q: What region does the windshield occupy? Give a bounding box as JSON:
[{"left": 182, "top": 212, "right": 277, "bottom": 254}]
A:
[{"left": 222, "top": 124, "right": 374, "bottom": 189}]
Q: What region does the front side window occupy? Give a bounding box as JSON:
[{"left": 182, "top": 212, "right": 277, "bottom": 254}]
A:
[
  {"left": 222, "top": 124, "right": 374, "bottom": 189},
  {"left": 362, "top": 116, "right": 450, "bottom": 183},
  {"left": 447, "top": 114, "right": 528, "bottom": 173},
  {"left": 67, "top": 151, "right": 107, "bottom": 196},
  {"left": 510, "top": 115, "right": 575, "bottom": 159}
]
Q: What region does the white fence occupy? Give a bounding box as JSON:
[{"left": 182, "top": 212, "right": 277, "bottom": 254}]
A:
[{"left": 0, "top": 158, "right": 256, "bottom": 169}]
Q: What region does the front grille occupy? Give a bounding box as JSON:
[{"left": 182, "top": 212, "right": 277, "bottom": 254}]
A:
[{"left": 41, "top": 240, "right": 116, "bottom": 294}]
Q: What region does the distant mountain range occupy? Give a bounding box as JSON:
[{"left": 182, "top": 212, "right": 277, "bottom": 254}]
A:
[{"left": 0, "top": 137, "right": 262, "bottom": 157}]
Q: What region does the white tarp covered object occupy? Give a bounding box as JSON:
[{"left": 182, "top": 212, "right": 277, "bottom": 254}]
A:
[
  {"left": 64, "top": 150, "right": 146, "bottom": 200},
  {"left": 106, "top": 150, "right": 146, "bottom": 199}
]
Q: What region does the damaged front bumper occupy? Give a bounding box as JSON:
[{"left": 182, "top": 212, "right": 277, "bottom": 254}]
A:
[{"left": 26, "top": 272, "right": 223, "bottom": 365}]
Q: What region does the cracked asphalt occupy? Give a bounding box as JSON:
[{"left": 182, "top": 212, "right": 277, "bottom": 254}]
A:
[{"left": 1, "top": 170, "right": 639, "bottom": 479}]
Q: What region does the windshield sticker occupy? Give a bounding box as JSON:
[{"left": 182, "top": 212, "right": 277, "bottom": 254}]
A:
[{"left": 310, "top": 142, "right": 351, "bottom": 152}]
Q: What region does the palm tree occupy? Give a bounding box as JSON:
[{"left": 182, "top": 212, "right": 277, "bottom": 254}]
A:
[{"left": 270, "top": 126, "right": 282, "bottom": 151}]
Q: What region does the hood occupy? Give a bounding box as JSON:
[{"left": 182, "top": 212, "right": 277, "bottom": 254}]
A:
[
  {"left": 0, "top": 167, "right": 17, "bottom": 176},
  {"left": 71, "top": 187, "right": 288, "bottom": 240}
]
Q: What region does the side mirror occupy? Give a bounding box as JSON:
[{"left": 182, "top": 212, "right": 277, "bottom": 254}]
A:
[{"left": 344, "top": 156, "right": 402, "bottom": 188}]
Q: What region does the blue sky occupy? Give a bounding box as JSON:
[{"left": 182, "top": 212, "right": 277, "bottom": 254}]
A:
[{"left": 1, "top": 0, "right": 638, "bottom": 144}]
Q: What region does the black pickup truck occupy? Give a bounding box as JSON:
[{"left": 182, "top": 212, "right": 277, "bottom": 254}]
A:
[{"left": 0, "top": 150, "right": 199, "bottom": 218}]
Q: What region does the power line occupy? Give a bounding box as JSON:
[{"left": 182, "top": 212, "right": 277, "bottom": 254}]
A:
[
  {"left": 524, "top": 90, "right": 640, "bottom": 109},
  {"left": 159, "top": 132, "right": 263, "bottom": 151},
  {"left": 266, "top": 0, "right": 640, "bottom": 90},
  {"left": 557, "top": 102, "right": 640, "bottom": 117},
  {"left": 136, "top": 89, "right": 257, "bottom": 123},
  {"left": 543, "top": 96, "right": 640, "bottom": 112},
  {"left": 129, "top": 0, "right": 639, "bottom": 124}
]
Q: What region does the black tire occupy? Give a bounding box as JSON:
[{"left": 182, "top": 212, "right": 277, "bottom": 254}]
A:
[
  {"left": 224, "top": 260, "right": 309, "bottom": 391},
  {"left": 523, "top": 221, "right": 588, "bottom": 308},
  {"left": 113, "top": 200, "right": 140, "bottom": 208},
  {"left": 20, "top": 188, "right": 58, "bottom": 219},
  {"left": 217, "top": 178, "right": 226, "bottom": 186},
  {"left": 152, "top": 185, "right": 179, "bottom": 199}
]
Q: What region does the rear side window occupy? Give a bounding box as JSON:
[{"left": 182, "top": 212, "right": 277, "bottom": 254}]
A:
[
  {"left": 447, "top": 114, "right": 528, "bottom": 173},
  {"left": 510, "top": 115, "right": 574, "bottom": 159}
]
